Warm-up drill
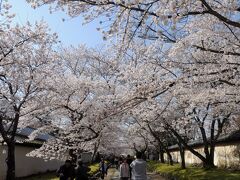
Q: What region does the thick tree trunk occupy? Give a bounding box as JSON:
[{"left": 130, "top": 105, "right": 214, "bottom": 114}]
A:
[
  {"left": 203, "top": 158, "right": 215, "bottom": 169},
  {"left": 159, "top": 149, "right": 165, "bottom": 163},
  {"left": 165, "top": 148, "right": 173, "bottom": 165},
  {"left": 199, "top": 126, "right": 211, "bottom": 163},
  {"left": 204, "top": 143, "right": 215, "bottom": 169},
  {"left": 91, "top": 141, "right": 100, "bottom": 163},
  {"left": 202, "top": 119, "right": 218, "bottom": 169},
  {"left": 147, "top": 123, "right": 165, "bottom": 163},
  {"left": 156, "top": 139, "right": 166, "bottom": 163},
  {"left": 0, "top": 105, "right": 21, "bottom": 180},
  {"left": 6, "top": 142, "right": 15, "bottom": 180},
  {"left": 91, "top": 150, "right": 97, "bottom": 163},
  {"left": 180, "top": 150, "right": 186, "bottom": 169},
  {"left": 178, "top": 142, "right": 186, "bottom": 169}
]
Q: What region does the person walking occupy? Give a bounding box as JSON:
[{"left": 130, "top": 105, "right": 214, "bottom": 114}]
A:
[
  {"left": 118, "top": 156, "right": 123, "bottom": 170},
  {"left": 130, "top": 152, "right": 147, "bottom": 180},
  {"left": 126, "top": 155, "right": 133, "bottom": 179},
  {"left": 114, "top": 157, "right": 119, "bottom": 169},
  {"left": 56, "top": 160, "right": 75, "bottom": 180},
  {"left": 75, "top": 160, "right": 90, "bottom": 180},
  {"left": 119, "top": 158, "right": 130, "bottom": 180},
  {"left": 99, "top": 158, "right": 108, "bottom": 179}
]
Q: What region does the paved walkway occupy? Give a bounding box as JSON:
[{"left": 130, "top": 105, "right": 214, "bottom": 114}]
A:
[
  {"left": 105, "top": 168, "right": 119, "bottom": 180},
  {"left": 102, "top": 168, "right": 165, "bottom": 180}
]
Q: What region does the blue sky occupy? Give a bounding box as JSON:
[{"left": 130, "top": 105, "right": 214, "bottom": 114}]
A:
[{"left": 9, "top": 0, "right": 103, "bottom": 47}]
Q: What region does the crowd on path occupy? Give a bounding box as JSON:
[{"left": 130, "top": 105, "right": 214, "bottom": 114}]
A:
[
  {"left": 56, "top": 159, "right": 90, "bottom": 180},
  {"left": 56, "top": 151, "right": 147, "bottom": 180}
]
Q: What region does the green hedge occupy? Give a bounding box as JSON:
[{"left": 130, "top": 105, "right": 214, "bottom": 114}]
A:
[{"left": 147, "top": 161, "right": 240, "bottom": 180}]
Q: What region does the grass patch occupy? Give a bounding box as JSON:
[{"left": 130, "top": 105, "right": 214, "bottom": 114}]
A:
[
  {"left": 147, "top": 161, "right": 240, "bottom": 180},
  {"left": 88, "top": 163, "right": 99, "bottom": 176}
]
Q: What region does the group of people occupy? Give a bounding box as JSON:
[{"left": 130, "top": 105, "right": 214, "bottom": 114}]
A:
[
  {"left": 118, "top": 152, "right": 147, "bottom": 180},
  {"left": 57, "top": 160, "right": 90, "bottom": 180},
  {"left": 56, "top": 151, "right": 147, "bottom": 180}
]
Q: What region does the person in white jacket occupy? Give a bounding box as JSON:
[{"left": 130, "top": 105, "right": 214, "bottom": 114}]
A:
[
  {"left": 119, "top": 158, "right": 130, "bottom": 180},
  {"left": 130, "top": 152, "right": 147, "bottom": 180}
]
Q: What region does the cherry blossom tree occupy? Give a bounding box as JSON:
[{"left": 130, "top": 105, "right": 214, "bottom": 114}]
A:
[
  {"left": 26, "top": 0, "right": 240, "bottom": 169},
  {"left": 0, "top": 14, "right": 58, "bottom": 178},
  {"left": 27, "top": 45, "right": 122, "bottom": 161},
  {"left": 111, "top": 34, "right": 239, "bottom": 168},
  {"left": 26, "top": 0, "right": 240, "bottom": 45},
  {"left": 164, "top": 13, "right": 240, "bottom": 167}
]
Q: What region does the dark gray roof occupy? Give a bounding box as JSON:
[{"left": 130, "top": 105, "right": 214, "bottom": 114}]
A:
[
  {"left": 217, "top": 130, "right": 240, "bottom": 143},
  {"left": 168, "top": 130, "right": 240, "bottom": 151},
  {"left": 16, "top": 127, "right": 52, "bottom": 142}
]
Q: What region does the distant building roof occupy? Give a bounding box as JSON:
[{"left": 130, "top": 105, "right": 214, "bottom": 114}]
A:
[
  {"left": 16, "top": 127, "right": 52, "bottom": 142},
  {"left": 0, "top": 127, "right": 52, "bottom": 148}
]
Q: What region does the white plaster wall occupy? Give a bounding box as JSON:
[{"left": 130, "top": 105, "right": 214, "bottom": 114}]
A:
[
  {"left": 214, "top": 144, "right": 240, "bottom": 168},
  {"left": 0, "top": 145, "right": 63, "bottom": 180},
  {"left": 164, "top": 143, "right": 240, "bottom": 169},
  {"left": 0, "top": 146, "right": 8, "bottom": 180}
]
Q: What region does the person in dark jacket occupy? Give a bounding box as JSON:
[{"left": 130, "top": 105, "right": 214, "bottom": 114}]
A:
[
  {"left": 57, "top": 160, "right": 75, "bottom": 180},
  {"left": 75, "top": 160, "right": 90, "bottom": 180},
  {"left": 126, "top": 155, "right": 133, "bottom": 179},
  {"left": 99, "top": 158, "right": 108, "bottom": 179}
]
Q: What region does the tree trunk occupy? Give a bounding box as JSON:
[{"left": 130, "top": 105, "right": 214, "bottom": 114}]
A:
[
  {"left": 159, "top": 148, "right": 165, "bottom": 163},
  {"left": 91, "top": 150, "right": 97, "bottom": 163},
  {"left": 205, "top": 143, "right": 215, "bottom": 169},
  {"left": 165, "top": 148, "right": 173, "bottom": 165},
  {"left": 6, "top": 142, "right": 15, "bottom": 180},
  {"left": 198, "top": 125, "right": 211, "bottom": 163},
  {"left": 91, "top": 141, "right": 100, "bottom": 163},
  {"left": 168, "top": 127, "right": 207, "bottom": 163},
  {"left": 176, "top": 139, "right": 186, "bottom": 169},
  {"left": 203, "top": 119, "right": 217, "bottom": 169},
  {"left": 203, "top": 158, "right": 215, "bottom": 169},
  {"left": 179, "top": 143, "right": 186, "bottom": 169},
  {"left": 147, "top": 123, "right": 165, "bottom": 163},
  {"left": 180, "top": 150, "right": 185, "bottom": 169},
  {"left": 156, "top": 139, "right": 165, "bottom": 163}
]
